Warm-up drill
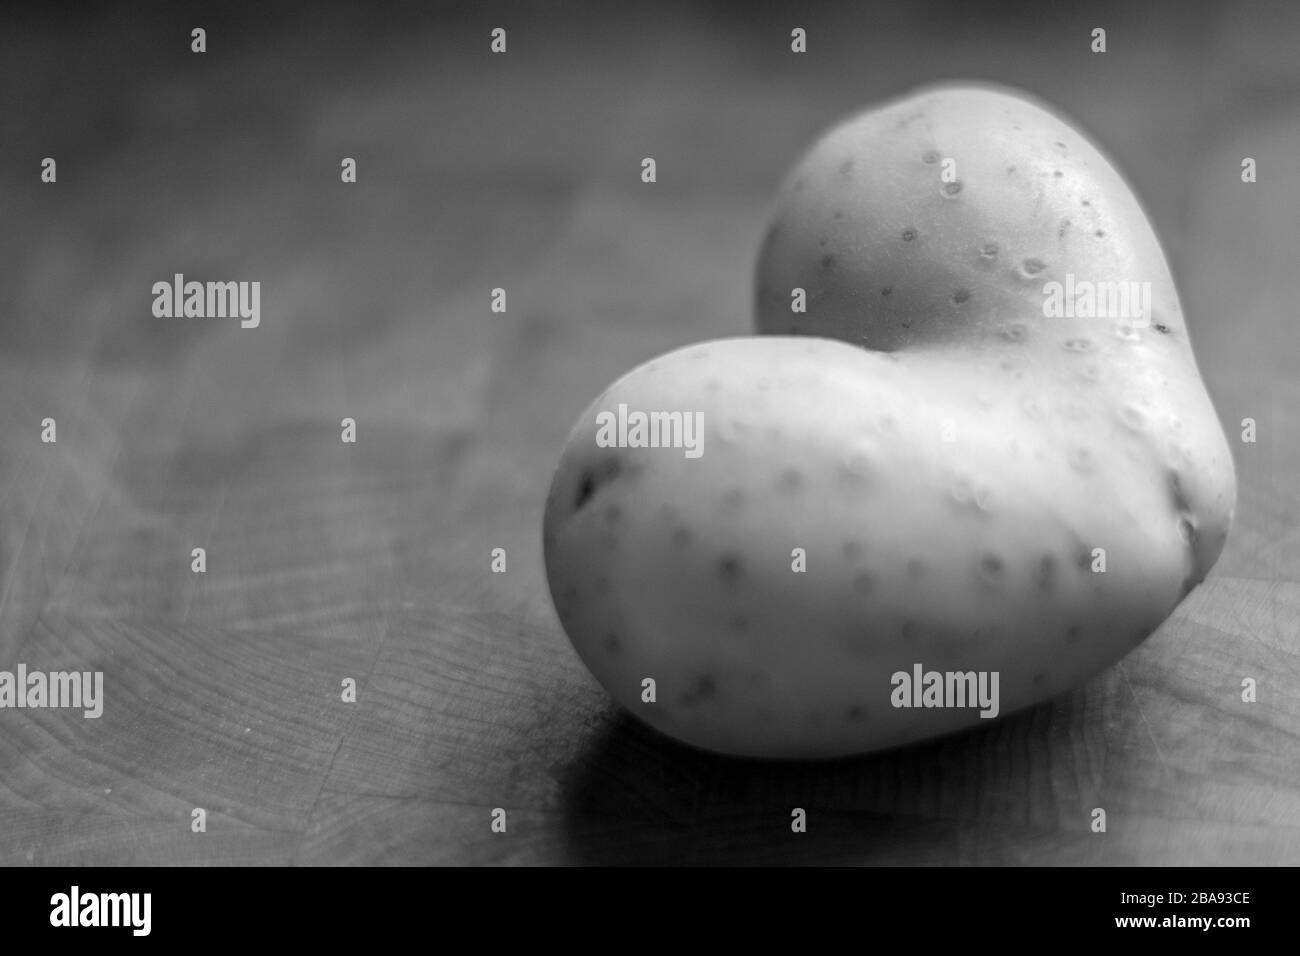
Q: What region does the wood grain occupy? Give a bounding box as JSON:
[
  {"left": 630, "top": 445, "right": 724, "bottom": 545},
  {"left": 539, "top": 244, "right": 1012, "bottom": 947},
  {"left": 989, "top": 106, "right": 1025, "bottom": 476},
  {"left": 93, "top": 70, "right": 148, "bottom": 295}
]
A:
[{"left": 0, "top": 1, "right": 1296, "bottom": 865}]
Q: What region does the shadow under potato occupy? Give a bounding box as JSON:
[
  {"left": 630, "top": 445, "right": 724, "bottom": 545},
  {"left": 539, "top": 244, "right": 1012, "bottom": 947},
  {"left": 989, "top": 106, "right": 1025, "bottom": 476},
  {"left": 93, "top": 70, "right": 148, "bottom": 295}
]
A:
[{"left": 560, "top": 697, "right": 1066, "bottom": 866}]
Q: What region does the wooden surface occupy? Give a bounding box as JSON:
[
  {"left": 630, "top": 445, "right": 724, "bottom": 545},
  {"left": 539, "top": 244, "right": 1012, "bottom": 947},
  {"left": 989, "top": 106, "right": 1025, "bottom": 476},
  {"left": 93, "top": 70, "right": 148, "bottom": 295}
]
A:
[{"left": 1, "top": 1, "right": 1297, "bottom": 865}]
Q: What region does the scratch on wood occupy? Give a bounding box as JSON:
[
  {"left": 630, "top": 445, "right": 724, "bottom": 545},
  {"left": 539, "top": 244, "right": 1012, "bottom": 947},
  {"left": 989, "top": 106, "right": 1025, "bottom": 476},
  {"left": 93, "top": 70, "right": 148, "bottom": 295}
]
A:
[{"left": 1116, "top": 661, "right": 1168, "bottom": 772}]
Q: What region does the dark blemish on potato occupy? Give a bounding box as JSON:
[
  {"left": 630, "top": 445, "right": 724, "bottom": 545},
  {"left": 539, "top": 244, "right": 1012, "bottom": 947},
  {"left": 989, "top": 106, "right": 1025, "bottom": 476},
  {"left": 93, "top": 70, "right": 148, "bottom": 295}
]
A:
[
  {"left": 1167, "top": 469, "right": 1191, "bottom": 513},
  {"left": 819, "top": 237, "right": 828, "bottom": 247},
  {"left": 843, "top": 540, "right": 864, "bottom": 561},
  {"left": 1022, "top": 257, "right": 1046, "bottom": 275},
  {"left": 846, "top": 706, "right": 865, "bottom": 721},
  {"left": 1069, "top": 446, "right": 1095, "bottom": 472},
  {"left": 1054, "top": 141, "right": 1067, "bottom": 151},
  {"left": 718, "top": 554, "right": 744, "bottom": 584},
  {"left": 881, "top": 285, "right": 894, "bottom": 297},
  {"left": 603, "top": 634, "right": 622, "bottom": 654},
  {"left": 943, "top": 181, "right": 963, "bottom": 196},
  {"left": 833, "top": 210, "right": 844, "bottom": 220},
  {"left": 922, "top": 150, "right": 940, "bottom": 164},
  {"left": 1065, "top": 625, "right": 1082, "bottom": 643},
  {"left": 1006, "top": 165, "right": 1017, "bottom": 174},
  {"left": 1081, "top": 198, "right": 1091, "bottom": 206},
  {"left": 679, "top": 673, "right": 717, "bottom": 706},
  {"left": 778, "top": 467, "right": 804, "bottom": 492},
  {"left": 852, "top": 571, "right": 874, "bottom": 594},
  {"left": 1001, "top": 323, "right": 1027, "bottom": 343},
  {"left": 952, "top": 288, "right": 971, "bottom": 304},
  {"left": 1177, "top": 514, "right": 1198, "bottom": 545},
  {"left": 979, "top": 553, "right": 1005, "bottom": 584},
  {"left": 1058, "top": 219, "right": 1070, "bottom": 238},
  {"left": 822, "top": 254, "right": 836, "bottom": 270},
  {"left": 1053, "top": 170, "right": 1063, "bottom": 178},
  {"left": 672, "top": 525, "right": 693, "bottom": 548},
  {"left": 840, "top": 159, "right": 855, "bottom": 176},
  {"left": 1154, "top": 323, "right": 1170, "bottom": 334},
  {"left": 574, "top": 473, "right": 598, "bottom": 510},
  {"left": 981, "top": 242, "right": 998, "bottom": 258},
  {"left": 902, "top": 227, "right": 917, "bottom": 242},
  {"left": 574, "top": 458, "right": 622, "bottom": 512}
]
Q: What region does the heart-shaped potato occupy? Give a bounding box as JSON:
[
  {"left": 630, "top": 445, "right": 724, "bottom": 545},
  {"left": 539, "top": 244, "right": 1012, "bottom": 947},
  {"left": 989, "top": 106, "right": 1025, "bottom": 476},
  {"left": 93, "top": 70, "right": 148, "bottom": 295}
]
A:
[{"left": 543, "top": 85, "right": 1235, "bottom": 758}]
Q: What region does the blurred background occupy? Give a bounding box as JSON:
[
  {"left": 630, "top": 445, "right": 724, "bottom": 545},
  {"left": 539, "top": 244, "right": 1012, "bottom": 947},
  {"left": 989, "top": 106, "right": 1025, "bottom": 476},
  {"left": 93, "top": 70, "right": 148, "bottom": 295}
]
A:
[{"left": 0, "top": 0, "right": 1296, "bottom": 864}]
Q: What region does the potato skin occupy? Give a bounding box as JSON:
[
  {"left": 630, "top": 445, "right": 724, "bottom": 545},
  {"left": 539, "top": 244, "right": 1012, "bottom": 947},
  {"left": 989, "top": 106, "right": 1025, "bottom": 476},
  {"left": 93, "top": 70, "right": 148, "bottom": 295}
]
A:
[
  {"left": 543, "top": 337, "right": 1197, "bottom": 758},
  {"left": 756, "top": 83, "right": 1176, "bottom": 350},
  {"left": 543, "top": 85, "right": 1234, "bottom": 759},
  {"left": 754, "top": 84, "right": 1235, "bottom": 576}
]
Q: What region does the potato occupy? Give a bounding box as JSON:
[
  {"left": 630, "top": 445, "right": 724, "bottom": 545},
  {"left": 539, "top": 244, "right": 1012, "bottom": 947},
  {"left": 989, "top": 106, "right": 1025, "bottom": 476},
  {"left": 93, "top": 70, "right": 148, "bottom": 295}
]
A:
[
  {"left": 755, "top": 83, "right": 1234, "bottom": 581},
  {"left": 543, "top": 85, "right": 1235, "bottom": 758},
  {"left": 543, "top": 335, "right": 1221, "bottom": 758}
]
